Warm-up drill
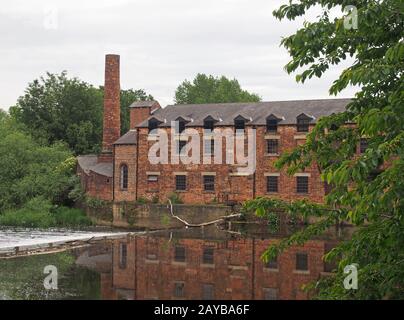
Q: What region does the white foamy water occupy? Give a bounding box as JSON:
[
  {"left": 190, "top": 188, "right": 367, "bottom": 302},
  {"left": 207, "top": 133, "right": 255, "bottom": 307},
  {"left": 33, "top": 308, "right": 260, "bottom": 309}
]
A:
[{"left": 0, "top": 228, "right": 130, "bottom": 254}]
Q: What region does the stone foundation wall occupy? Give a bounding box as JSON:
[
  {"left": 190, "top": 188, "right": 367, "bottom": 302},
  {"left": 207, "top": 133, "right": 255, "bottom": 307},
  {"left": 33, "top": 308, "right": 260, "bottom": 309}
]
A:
[
  {"left": 82, "top": 201, "right": 233, "bottom": 229},
  {"left": 113, "top": 203, "right": 233, "bottom": 229}
]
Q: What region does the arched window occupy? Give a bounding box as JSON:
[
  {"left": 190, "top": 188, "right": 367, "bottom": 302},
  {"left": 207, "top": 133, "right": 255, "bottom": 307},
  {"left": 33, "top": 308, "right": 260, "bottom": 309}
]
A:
[{"left": 120, "top": 164, "right": 128, "bottom": 190}]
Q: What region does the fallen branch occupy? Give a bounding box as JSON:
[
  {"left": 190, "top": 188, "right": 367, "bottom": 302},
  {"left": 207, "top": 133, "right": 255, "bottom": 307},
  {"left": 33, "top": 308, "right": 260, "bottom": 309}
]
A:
[{"left": 167, "top": 200, "right": 242, "bottom": 227}]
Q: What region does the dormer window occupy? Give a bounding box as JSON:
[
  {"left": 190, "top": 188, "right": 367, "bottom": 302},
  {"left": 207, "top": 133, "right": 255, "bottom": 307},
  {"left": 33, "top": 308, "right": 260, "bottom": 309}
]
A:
[
  {"left": 175, "top": 117, "right": 189, "bottom": 134},
  {"left": 148, "top": 119, "right": 160, "bottom": 133},
  {"left": 296, "top": 114, "right": 312, "bottom": 132},
  {"left": 266, "top": 119, "right": 277, "bottom": 132},
  {"left": 266, "top": 114, "right": 281, "bottom": 133},
  {"left": 203, "top": 118, "right": 215, "bottom": 131},
  {"left": 234, "top": 115, "right": 247, "bottom": 132},
  {"left": 178, "top": 121, "right": 186, "bottom": 133}
]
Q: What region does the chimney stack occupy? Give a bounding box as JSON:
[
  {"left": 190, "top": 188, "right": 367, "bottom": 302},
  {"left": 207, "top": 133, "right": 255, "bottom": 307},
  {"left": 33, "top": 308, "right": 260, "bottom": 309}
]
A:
[{"left": 102, "top": 54, "right": 121, "bottom": 155}]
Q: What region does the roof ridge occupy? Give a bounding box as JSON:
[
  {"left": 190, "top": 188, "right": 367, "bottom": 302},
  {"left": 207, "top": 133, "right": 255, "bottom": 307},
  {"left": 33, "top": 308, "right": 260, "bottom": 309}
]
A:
[{"left": 165, "top": 97, "right": 352, "bottom": 108}]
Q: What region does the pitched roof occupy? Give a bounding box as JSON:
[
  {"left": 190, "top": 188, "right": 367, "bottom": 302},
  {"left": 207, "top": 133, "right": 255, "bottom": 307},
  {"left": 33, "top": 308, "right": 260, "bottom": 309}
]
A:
[
  {"left": 77, "top": 155, "right": 98, "bottom": 174},
  {"left": 77, "top": 155, "right": 113, "bottom": 177},
  {"left": 136, "top": 98, "right": 351, "bottom": 127},
  {"left": 90, "top": 162, "right": 113, "bottom": 178},
  {"left": 129, "top": 100, "right": 160, "bottom": 108},
  {"left": 113, "top": 130, "right": 137, "bottom": 145}
]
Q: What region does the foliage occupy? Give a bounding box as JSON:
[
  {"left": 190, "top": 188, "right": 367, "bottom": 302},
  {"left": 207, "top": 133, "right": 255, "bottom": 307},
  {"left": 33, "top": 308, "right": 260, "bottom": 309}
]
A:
[
  {"left": 151, "top": 195, "right": 160, "bottom": 204},
  {"left": 244, "top": 0, "right": 404, "bottom": 299},
  {"left": 136, "top": 196, "right": 149, "bottom": 205},
  {"left": 52, "top": 206, "right": 92, "bottom": 227},
  {"left": 84, "top": 196, "right": 110, "bottom": 209},
  {"left": 174, "top": 73, "right": 261, "bottom": 104},
  {"left": 167, "top": 192, "right": 183, "bottom": 204},
  {"left": 10, "top": 72, "right": 153, "bottom": 155},
  {"left": 0, "top": 197, "right": 91, "bottom": 228},
  {"left": 0, "top": 115, "right": 78, "bottom": 212}
]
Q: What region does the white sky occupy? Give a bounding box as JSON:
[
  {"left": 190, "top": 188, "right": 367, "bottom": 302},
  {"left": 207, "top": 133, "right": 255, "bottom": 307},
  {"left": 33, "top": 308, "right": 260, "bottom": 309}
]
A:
[{"left": 0, "top": 0, "right": 357, "bottom": 110}]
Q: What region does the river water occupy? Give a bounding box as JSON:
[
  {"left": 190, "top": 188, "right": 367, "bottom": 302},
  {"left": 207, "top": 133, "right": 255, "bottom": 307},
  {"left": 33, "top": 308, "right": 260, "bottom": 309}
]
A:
[{"left": 0, "top": 225, "right": 352, "bottom": 300}]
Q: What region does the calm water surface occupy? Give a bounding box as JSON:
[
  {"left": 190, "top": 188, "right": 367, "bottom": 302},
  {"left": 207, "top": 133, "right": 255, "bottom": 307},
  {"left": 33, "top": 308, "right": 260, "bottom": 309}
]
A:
[{"left": 0, "top": 225, "right": 352, "bottom": 300}]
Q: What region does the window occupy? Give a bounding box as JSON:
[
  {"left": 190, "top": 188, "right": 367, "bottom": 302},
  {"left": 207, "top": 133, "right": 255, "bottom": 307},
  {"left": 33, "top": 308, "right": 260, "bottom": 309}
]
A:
[
  {"left": 176, "top": 140, "right": 187, "bottom": 155},
  {"left": 235, "top": 119, "right": 245, "bottom": 131},
  {"left": 204, "top": 120, "right": 215, "bottom": 131},
  {"left": 202, "top": 247, "right": 214, "bottom": 264},
  {"left": 119, "top": 243, "right": 127, "bottom": 269},
  {"left": 297, "top": 118, "right": 310, "bottom": 132},
  {"left": 266, "top": 119, "right": 278, "bottom": 132},
  {"left": 296, "top": 176, "right": 309, "bottom": 194},
  {"left": 148, "top": 119, "right": 159, "bottom": 133},
  {"left": 175, "top": 175, "right": 187, "bottom": 191},
  {"left": 266, "top": 139, "right": 279, "bottom": 154},
  {"left": 203, "top": 175, "right": 215, "bottom": 192},
  {"left": 174, "top": 282, "right": 185, "bottom": 298},
  {"left": 266, "top": 176, "right": 279, "bottom": 193},
  {"left": 265, "top": 254, "right": 278, "bottom": 269},
  {"left": 359, "top": 138, "right": 368, "bottom": 153},
  {"left": 263, "top": 288, "right": 278, "bottom": 300},
  {"left": 120, "top": 164, "right": 128, "bottom": 190},
  {"left": 296, "top": 253, "right": 308, "bottom": 271},
  {"left": 204, "top": 139, "right": 215, "bottom": 155},
  {"left": 147, "top": 175, "right": 158, "bottom": 182},
  {"left": 174, "top": 245, "right": 186, "bottom": 262},
  {"left": 202, "top": 284, "right": 214, "bottom": 300},
  {"left": 176, "top": 120, "right": 186, "bottom": 133}
]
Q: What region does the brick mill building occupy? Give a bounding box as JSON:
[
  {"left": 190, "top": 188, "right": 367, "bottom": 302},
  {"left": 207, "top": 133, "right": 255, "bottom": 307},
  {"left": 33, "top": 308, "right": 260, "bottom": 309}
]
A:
[{"left": 77, "top": 54, "right": 350, "bottom": 205}]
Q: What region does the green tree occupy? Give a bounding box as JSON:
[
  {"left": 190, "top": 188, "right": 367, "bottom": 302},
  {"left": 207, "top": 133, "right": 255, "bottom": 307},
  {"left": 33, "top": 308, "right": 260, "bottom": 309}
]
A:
[
  {"left": 174, "top": 73, "right": 261, "bottom": 104},
  {"left": 11, "top": 72, "right": 153, "bottom": 154},
  {"left": 0, "top": 113, "right": 76, "bottom": 211},
  {"left": 245, "top": 1, "right": 404, "bottom": 299}
]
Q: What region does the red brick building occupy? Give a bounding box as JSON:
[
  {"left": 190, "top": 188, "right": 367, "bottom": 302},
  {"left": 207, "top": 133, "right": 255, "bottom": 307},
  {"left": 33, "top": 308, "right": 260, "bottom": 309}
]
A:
[{"left": 78, "top": 54, "right": 351, "bottom": 205}]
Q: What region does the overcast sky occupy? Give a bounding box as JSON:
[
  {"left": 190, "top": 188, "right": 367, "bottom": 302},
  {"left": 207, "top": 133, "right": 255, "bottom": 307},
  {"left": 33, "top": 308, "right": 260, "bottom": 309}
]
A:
[{"left": 0, "top": 0, "right": 357, "bottom": 110}]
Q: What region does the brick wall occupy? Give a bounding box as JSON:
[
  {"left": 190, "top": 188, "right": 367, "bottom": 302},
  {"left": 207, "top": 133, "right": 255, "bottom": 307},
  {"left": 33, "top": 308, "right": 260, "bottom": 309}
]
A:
[
  {"left": 126, "top": 123, "right": 325, "bottom": 204},
  {"left": 78, "top": 167, "right": 113, "bottom": 201},
  {"left": 130, "top": 107, "right": 152, "bottom": 129},
  {"left": 114, "top": 144, "right": 137, "bottom": 202}
]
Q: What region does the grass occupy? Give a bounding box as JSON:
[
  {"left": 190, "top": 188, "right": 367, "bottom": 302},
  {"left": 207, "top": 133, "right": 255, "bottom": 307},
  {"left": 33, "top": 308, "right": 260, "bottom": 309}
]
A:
[{"left": 0, "top": 197, "right": 92, "bottom": 228}]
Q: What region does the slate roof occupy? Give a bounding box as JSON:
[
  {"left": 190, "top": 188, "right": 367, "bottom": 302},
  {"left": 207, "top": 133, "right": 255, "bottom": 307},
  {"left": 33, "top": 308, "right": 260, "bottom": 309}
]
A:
[
  {"left": 136, "top": 98, "right": 351, "bottom": 128},
  {"left": 113, "top": 130, "right": 137, "bottom": 145},
  {"left": 77, "top": 155, "right": 98, "bottom": 174},
  {"left": 77, "top": 155, "right": 113, "bottom": 177},
  {"left": 90, "top": 162, "right": 113, "bottom": 177},
  {"left": 129, "top": 100, "right": 160, "bottom": 108}
]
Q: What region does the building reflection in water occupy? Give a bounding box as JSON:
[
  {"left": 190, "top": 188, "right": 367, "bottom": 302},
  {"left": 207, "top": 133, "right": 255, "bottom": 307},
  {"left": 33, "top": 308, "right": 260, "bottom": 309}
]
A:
[{"left": 78, "top": 226, "right": 352, "bottom": 300}]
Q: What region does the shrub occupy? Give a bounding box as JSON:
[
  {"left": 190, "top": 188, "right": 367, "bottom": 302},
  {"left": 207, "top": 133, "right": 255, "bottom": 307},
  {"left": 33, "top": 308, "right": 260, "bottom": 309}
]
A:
[
  {"left": 52, "top": 207, "right": 92, "bottom": 227},
  {"left": 167, "top": 192, "right": 183, "bottom": 204},
  {"left": 0, "top": 197, "right": 92, "bottom": 228},
  {"left": 136, "top": 197, "right": 148, "bottom": 205},
  {"left": 0, "top": 197, "right": 55, "bottom": 228},
  {"left": 85, "top": 196, "right": 109, "bottom": 209},
  {"left": 151, "top": 195, "right": 159, "bottom": 204}
]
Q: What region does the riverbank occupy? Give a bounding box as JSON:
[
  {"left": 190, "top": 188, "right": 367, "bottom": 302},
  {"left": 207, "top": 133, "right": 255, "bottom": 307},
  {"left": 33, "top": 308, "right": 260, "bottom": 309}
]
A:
[{"left": 0, "top": 198, "right": 92, "bottom": 229}]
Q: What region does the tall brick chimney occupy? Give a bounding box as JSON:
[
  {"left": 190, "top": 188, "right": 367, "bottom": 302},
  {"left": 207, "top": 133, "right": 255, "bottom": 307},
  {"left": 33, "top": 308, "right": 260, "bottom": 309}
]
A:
[{"left": 102, "top": 54, "right": 121, "bottom": 155}]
